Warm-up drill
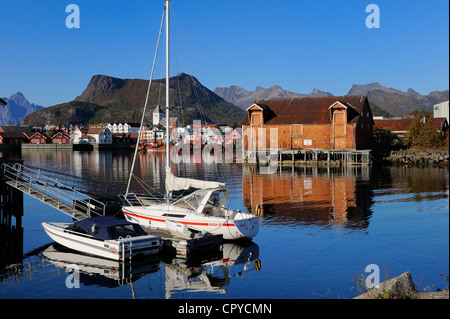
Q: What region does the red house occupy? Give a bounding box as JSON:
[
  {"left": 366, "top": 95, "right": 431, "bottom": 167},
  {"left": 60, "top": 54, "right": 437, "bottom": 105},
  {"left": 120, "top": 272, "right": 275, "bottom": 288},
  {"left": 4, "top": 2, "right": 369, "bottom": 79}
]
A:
[
  {"left": 29, "top": 132, "right": 48, "bottom": 144},
  {"left": 51, "top": 132, "right": 69, "bottom": 144}
]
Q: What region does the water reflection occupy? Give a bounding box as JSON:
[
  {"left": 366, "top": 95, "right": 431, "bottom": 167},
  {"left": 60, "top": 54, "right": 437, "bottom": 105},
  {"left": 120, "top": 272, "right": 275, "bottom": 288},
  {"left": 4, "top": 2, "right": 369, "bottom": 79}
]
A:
[
  {"left": 162, "top": 242, "right": 260, "bottom": 298},
  {"left": 42, "top": 244, "right": 161, "bottom": 289},
  {"left": 242, "top": 165, "right": 374, "bottom": 230},
  {"left": 39, "top": 241, "right": 260, "bottom": 299},
  {"left": 370, "top": 166, "right": 449, "bottom": 203},
  {"left": 1, "top": 149, "right": 448, "bottom": 298}
]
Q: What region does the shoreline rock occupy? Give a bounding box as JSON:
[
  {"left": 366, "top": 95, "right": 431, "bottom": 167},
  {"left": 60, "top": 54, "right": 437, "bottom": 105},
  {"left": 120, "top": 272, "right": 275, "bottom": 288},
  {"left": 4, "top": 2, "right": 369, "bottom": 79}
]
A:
[
  {"left": 354, "top": 271, "right": 449, "bottom": 299},
  {"left": 383, "top": 150, "right": 449, "bottom": 167}
]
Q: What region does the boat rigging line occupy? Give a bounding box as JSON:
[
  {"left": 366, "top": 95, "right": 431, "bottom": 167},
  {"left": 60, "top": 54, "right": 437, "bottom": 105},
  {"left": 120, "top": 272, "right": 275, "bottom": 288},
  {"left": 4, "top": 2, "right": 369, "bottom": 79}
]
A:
[{"left": 126, "top": 5, "right": 166, "bottom": 197}]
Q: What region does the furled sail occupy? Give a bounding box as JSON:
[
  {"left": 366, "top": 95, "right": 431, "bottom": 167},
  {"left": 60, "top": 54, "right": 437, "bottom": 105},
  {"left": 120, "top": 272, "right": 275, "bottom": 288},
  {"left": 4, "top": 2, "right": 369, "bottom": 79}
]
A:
[{"left": 165, "top": 167, "right": 225, "bottom": 192}]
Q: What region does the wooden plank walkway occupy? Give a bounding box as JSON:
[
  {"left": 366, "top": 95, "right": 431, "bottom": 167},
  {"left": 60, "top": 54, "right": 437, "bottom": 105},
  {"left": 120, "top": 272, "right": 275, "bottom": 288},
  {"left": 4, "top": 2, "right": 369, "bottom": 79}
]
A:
[
  {"left": 142, "top": 227, "right": 223, "bottom": 259},
  {"left": 5, "top": 179, "right": 90, "bottom": 220},
  {"left": 1, "top": 163, "right": 106, "bottom": 221}
]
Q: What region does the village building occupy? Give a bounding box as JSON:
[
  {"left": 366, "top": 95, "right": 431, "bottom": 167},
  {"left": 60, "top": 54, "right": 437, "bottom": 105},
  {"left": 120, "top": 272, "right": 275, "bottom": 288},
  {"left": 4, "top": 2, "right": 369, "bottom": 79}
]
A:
[
  {"left": 141, "top": 124, "right": 166, "bottom": 143},
  {"left": 0, "top": 125, "right": 33, "bottom": 145},
  {"left": 79, "top": 135, "right": 96, "bottom": 144},
  {"left": 85, "top": 127, "right": 113, "bottom": 144},
  {"left": 28, "top": 132, "right": 48, "bottom": 144},
  {"left": 242, "top": 96, "right": 374, "bottom": 152},
  {"left": 153, "top": 105, "right": 164, "bottom": 125},
  {"left": 374, "top": 117, "right": 449, "bottom": 139},
  {"left": 107, "top": 123, "right": 140, "bottom": 134},
  {"left": 224, "top": 127, "right": 241, "bottom": 145},
  {"left": 70, "top": 126, "right": 83, "bottom": 144},
  {"left": 51, "top": 132, "right": 69, "bottom": 144},
  {"left": 434, "top": 101, "right": 449, "bottom": 122},
  {"left": 112, "top": 132, "right": 138, "bottom": 144}
]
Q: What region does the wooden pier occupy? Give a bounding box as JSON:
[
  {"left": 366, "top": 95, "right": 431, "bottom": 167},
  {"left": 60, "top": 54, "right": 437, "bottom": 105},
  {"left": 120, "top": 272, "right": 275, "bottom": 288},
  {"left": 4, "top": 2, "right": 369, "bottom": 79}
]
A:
[
  {"left": 1, "top": 162, "right": 110, "bottom": 221},
  {"left": 1, "top": 159, "right": 24, "bottom": 267},
  {"left": 245, "top": 149, "right": 372, "bottom": 167},
  {"left": 142, "top": 227, "right": 223, "bottom": 259}
]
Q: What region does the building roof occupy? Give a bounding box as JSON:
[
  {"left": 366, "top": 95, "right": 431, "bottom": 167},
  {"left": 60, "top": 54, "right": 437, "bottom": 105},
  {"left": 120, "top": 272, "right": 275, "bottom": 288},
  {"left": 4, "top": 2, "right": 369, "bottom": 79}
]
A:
[
  {"left": 0, "top": 132, "right": 29, "bottom": 139},
  {"left": 87, "top": 127, "right": 111, "bottom": 134},
  {"left": 0, "top": 125, "right": 33, "bottom": 135},
  {"left": 29, "top": 132, "right": 49, "bottom": 139},
  {"left": 374, "top": 117, "right": 449, "bottom": 132},
  {"left": 242, "top": 96, "right": 370, "bottom": 126},
  {"left": 374, "top": 118, "right": 412, "bottom": 132}
]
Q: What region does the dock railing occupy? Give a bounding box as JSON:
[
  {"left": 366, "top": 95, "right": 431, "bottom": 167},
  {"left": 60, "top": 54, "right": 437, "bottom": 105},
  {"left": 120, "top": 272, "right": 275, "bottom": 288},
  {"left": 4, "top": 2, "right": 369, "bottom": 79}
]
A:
[{"left": 1, "top": 163, "right": 106, "bottom": 220}]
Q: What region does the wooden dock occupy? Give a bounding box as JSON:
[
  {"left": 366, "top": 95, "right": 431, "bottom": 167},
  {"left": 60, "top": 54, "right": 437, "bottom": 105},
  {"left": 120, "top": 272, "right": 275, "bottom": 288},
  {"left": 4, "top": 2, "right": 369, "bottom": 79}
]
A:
[
  {"left": 1, "top": 162, "right": 107, "bottom": 220},
  {"left": 245, "top": 149, "right": 372, "bottom": 166},
  {"left": 142, "top": 227, "right": 223, "bottom": 259}
]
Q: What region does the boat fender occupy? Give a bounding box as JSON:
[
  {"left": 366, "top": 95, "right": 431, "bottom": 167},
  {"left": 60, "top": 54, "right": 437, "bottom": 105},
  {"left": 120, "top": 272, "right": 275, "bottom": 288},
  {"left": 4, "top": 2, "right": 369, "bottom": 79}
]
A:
[
  {"left": 254, "top": 204, "right": 261, "bottom": 217},
  {"left": 254, "top": 259, "right": 262, "bottom": 271}
]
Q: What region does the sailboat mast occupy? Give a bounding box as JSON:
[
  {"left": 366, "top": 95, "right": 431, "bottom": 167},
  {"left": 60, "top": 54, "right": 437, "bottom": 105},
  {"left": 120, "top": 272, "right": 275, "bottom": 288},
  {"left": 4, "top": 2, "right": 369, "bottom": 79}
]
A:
[{"left": 165, "top": 0, "right": 170, "bottom": 169}]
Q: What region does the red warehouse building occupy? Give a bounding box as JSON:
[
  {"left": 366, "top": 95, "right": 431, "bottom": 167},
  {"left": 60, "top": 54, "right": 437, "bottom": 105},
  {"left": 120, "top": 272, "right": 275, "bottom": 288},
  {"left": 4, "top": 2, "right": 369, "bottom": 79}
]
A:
[{"left": 242, "top": 96, "right": 374, "bottom": 151}]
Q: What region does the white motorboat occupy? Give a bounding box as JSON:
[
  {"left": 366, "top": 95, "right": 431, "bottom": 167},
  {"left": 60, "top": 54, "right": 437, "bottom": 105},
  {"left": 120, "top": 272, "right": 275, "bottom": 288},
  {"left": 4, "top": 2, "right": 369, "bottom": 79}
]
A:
[
  {"left": 42, "top": 216, "right": 162, "bottom": 261},
  {"left": 121, "top": 0, "right": 260, "bottom": 241},
  {"left": 123, "top": 188, "right": 259, "bottom": 240}
]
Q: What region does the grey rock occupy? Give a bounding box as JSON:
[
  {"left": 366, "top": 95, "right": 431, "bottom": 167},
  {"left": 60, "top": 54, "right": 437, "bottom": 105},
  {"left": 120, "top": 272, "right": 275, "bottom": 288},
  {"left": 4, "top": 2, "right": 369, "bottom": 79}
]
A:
[{"left": 354, "top": 272, "right": 418, "bottom": 299}]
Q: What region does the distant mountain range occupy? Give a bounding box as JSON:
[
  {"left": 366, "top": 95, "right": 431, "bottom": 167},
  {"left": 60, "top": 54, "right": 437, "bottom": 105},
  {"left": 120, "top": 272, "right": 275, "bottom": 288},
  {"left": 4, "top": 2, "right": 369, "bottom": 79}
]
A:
[
  {"left": 0, "top": 92, "right": 44, "bottom": 125},
  {"left": 215, "top": 83, "right": 449, "bottom": 117},
  {"left": 214, "top": 85, "right": 334, "bottom": 110},
  {"left": 21, "top": 73, "right": 246, "bottom": 127},
  {"left": 13, "top": 77, "right": 450, "bottom": 127}
]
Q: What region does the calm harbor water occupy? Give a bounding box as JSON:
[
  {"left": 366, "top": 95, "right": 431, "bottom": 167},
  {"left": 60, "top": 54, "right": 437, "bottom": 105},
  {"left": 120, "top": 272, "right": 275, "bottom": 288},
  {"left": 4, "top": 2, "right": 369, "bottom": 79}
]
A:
[{"left": 1, "top": 149, "right": 448, "bottom": 299}]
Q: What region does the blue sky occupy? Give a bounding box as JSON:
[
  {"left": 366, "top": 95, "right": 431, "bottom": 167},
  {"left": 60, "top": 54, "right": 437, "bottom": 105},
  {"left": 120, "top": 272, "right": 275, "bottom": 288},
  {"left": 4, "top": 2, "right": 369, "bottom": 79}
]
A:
[{"left": 1, "top": 0, "right": 448, "bottom": 107}]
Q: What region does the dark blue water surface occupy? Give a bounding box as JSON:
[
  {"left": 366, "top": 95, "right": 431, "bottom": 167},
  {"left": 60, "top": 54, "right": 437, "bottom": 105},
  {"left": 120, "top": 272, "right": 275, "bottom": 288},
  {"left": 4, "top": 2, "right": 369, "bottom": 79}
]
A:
[{"left": 1, "top": 149, "right": 448, "bottom": 299}]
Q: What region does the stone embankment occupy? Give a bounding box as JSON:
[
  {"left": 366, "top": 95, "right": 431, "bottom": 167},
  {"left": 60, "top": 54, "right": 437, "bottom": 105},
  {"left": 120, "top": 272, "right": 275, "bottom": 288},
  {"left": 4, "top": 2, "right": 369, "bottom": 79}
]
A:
[
  {"left": 384, "top": 150, "right": 449, "bottom": 167},
  {"left": 354, "top": 272, "right": 449, "bottom": 299}
]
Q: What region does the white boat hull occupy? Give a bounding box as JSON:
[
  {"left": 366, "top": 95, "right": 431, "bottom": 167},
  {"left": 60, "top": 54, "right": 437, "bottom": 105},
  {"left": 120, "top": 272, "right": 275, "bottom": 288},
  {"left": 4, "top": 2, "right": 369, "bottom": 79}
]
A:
[
  {"left": 42, "top": 222, "right": 161, "bottom": 261},
  {"left": 123, "top": 205, "right": 259, "bottom": 240}
]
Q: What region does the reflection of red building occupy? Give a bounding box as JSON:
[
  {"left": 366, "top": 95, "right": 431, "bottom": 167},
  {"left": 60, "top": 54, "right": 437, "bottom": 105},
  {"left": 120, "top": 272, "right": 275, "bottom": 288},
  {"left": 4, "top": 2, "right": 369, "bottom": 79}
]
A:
[{"left": 242, "top": 166, "right": 372, "bottom": 228}]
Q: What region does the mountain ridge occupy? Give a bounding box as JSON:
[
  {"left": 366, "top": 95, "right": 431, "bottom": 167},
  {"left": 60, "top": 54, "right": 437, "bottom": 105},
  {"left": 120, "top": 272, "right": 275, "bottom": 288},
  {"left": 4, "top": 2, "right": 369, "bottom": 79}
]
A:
[
  {"left": 0, "top": 92, "right": 44, "bottom": 125},
  {"left": 214, "top": 85, "right": 334, "bottom": 110},
  {"left": 21, "top": 73, "right": 246, "bottom": 127},
  {"left": 215, "top": 82, "right": 449, "bottom": 116}
]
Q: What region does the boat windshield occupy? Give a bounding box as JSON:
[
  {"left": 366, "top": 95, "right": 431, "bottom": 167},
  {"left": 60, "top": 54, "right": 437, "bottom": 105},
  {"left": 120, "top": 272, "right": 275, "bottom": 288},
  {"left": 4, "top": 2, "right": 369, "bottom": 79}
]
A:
[
  {"left": 174, "top": 189, "right": 229, "bottom": 212},
  {"left": 176, "top": 192, "right": 206, "bottom": 211},
  {"left": 110, "top": 224, "right": 147, "bottom": 239},
  {"left": 207, "top": 190, "right": 226, "bottom": 206}
]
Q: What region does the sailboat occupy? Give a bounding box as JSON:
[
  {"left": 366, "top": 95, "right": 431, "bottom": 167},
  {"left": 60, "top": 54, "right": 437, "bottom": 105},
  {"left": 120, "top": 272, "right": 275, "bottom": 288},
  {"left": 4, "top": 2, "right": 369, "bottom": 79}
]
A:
[{"left": 121, "top": 0, "right": 259, "bottom": 240}]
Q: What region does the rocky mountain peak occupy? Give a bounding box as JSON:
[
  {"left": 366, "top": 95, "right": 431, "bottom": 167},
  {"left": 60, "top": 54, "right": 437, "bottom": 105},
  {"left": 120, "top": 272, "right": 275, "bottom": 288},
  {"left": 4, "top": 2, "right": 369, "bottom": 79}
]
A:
[{"left": 75, "top": 74, "right": 127, "bottom": 103}]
